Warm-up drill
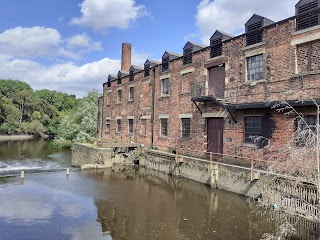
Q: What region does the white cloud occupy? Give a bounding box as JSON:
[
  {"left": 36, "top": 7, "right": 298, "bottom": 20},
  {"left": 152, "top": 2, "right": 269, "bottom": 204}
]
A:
[
  {"left": 0, "top": 187, "right": 53, "bottom": 223},
  {"left": 0, "top": 26, "right": 102, "bottom": 61},
  {"left": 71, "top": 0, "right": 147, "bottom": 31},
  {"left": 0, "top": 49, "right": 151, "bottom": 97},
  {"left": 0, "top": 26, "right": 64, "bottom": 59},
  {"left": 0, "top": 57, "right": 120, "bottom": 97},
  {"left": 196, "top": 0, "right": 296, "bottom": 44},
  {"left": 66, "top": 33, "right": 102, "bottom": 51}
]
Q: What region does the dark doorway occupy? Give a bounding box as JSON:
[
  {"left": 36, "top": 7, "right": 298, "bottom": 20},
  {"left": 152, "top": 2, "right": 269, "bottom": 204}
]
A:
[
  {"left": 208, "top": 65, "right": 225, "bottom": 99},
  {"left": 207, "top": 118, "right": 224, "bottom": 154}
]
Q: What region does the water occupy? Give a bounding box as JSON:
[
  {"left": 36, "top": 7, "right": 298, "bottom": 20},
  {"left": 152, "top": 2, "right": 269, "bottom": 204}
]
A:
[
  {"left": 0, "top": 139, "right": 276, "bottom": 240},
  {"left": 0, "top": 139, "right": 71, "bottom": 175}
]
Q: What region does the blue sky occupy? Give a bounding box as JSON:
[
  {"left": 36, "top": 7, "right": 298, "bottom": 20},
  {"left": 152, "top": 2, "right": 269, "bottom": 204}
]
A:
[{"left": 0, "top": 0, "right": 296, "bottom": 97}]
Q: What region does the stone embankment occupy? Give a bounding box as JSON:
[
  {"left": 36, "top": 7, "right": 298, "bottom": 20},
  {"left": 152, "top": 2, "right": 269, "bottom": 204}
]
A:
[{"left": 72, "top": 143, "right": 265, "bottom": 199}]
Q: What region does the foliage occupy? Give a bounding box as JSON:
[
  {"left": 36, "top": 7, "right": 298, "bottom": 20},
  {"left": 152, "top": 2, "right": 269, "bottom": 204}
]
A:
[
  {"left": 0, "top": 79, "right": 78, "bottom": 135},
  {"left": 53, "top": 90, "right": 101, "bottom": 148}
]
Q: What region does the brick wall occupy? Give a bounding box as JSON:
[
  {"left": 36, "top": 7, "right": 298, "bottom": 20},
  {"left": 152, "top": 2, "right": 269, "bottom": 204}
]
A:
[{"left": 99, "top": 15, "right": 320, "bottom": 161}]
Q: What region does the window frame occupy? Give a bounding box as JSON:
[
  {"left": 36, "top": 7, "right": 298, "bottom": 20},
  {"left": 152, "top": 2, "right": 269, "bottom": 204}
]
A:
[
  {"left": 144, "top": 63, "right": 150, "bottom": 77},
  {"left": 181, "top": 118, "right": 191, "bottom": 138},
  {"left": 129, "top": 69, "right": 134, "bottom": 82},
  {"left": 296, "top": 0, "right": 319, "bottom": 31},
  {"left": 247, "top": 54, "right": 264, "bottom": 81},
  {"left": 128, "top": 119, "right": 134, "bottom": 134},
  {"left": 162, "top": 56, "right": 169, "bottom": 72},
  {"left": 295, "top": 115, "right": 317, "bottom": 146},
  {"left": 117, "top": 89, "right": 122, "bottom": 103},
  {"left": 161, "top": 78, "right": 170, "bottom": 95},
  {"left": 183, "top": 47, "right": 193, "bottom": 65},
  {"left": 246, "top": 20, "right": 263, "bottom": 46},
  {"left": 210, "top": 37, "right": 222, "bottom": 58},
  {"left": 160, "top": 118, "right": 168, "bottom": 137},
  {"left": 116, "top": 119, "right": 122, "bottom": 133},
  {"left": 244, "top": 116, "right": 263, "bottom": 144},
  {"left": 129, "top": 87, "right": 134, "bottom": 101},
  {"left": 117, "top": 73, "right": 122, "bottom": 85}
]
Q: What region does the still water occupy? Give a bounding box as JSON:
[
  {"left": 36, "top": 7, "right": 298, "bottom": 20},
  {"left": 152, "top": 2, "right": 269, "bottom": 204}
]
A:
[{"left": 0, "top": 139, "right": 275, "bottom": 240}]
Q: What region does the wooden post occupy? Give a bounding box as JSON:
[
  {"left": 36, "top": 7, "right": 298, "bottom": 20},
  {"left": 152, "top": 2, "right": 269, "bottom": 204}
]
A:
[
  {"left": 66, "top": 168, "right": 70, "bottom": 175},
  {"left": 210, "top": 152, "right": 213, "bottom": 161},
  {"left": 20, "top": 171, "right": 24, "bottom": 179},
  {"left": 250, "top": 159, "right": 254, "bottom": 181}
]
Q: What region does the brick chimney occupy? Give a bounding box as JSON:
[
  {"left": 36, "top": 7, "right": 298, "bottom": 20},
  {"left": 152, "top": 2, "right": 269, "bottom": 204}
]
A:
[{"left": 121, "top": 43, "right": 131, "bottom": 72}]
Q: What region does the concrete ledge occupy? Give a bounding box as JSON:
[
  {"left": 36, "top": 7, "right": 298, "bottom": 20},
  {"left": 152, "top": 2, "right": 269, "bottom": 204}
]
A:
[
  {"left": 291, "top": 31, "right": 320, "bottom": 46},
  {"left": 180, "top": 67, "right": 195, "bottom": 75},
  {"left": 160, "top": 74, "right": 170, "bottom": 80}
]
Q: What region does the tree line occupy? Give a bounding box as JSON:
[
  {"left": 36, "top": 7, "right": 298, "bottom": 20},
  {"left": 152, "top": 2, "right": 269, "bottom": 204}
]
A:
[{"left": 0, "top": 79, "right": 100, "bottom": 148}]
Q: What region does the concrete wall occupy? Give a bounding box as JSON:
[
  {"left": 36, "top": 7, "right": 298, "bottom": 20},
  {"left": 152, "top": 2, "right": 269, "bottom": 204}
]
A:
[
  {"left": 140, "top": 150, "right": 264, "bottom": 199},
  {"left": 72, "top": 143, "right": 114, "bottom": 167}
]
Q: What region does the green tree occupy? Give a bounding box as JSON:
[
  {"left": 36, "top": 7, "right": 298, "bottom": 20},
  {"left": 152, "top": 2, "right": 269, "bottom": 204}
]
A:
[{"left": 53, "top": 90, "right": 100, "bottom": 148}]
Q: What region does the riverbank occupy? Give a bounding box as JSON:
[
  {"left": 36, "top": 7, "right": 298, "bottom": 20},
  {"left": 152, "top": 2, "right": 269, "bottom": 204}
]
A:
[{"left": 0, "top": 134, "right": 34, "bottom": 141}]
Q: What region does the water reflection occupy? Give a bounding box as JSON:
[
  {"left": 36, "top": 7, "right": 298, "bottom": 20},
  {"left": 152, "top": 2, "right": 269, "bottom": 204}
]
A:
[
  {"left": 0, "top": 177, "right": 112, "bottom": 240},
  {"left": 85, "top": 167, "right": 273, "bottom": 240},
  {"left": 0, "top": 168, "right": 275, "bottom": 240}
]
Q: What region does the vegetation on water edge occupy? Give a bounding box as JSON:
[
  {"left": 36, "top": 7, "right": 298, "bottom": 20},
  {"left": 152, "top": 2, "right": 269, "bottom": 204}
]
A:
[{"left": 0, "top": 79, "right": 100, "bottom": 148}]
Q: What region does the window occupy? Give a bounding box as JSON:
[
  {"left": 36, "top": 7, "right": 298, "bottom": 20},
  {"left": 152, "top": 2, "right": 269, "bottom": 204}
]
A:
[
  {"left": 245, "top": 116, "right": 262, "bottom": 144},
  {"left": 296, "top": 115, "right": 317, "bottom": 146},
  {"left": 105, "top": 118, "right": 111, "bottom": 133},
  {"left": 296, "top": 0, "right": 319, "bottom": 31},
  {"left": 144, "top": 63, "right": 150, "bottom": 77},
  {"left": 183, "top": 47, "right": 192, "bottom": 65},
  {"left": 246, "top": 20, "right": 263, "bottom": 46},
  {"left": 160, "top": 118, "right": 168, "bottom": 137},
  {"left": 247, "top": 54, "right": 263, "bottom": 81},
  {"left": 181, "top": 118, "right": 191, "bottom": 138},
  {"left": 116, "top": 119, "right": 121, "bottom": 133},
  {"left": 128, "top": 119, "right": 134, "bottom": 134},
  {"left": 107, "top": 80, "right": 111, "bottom": 88},
  {"left": 161, "top": 78, "right": 170, "bottom": 95},
  {"left": 210, "top": 37, "right": 222, "bottom": 58},
  {"left": 129, "top": 70, "right": 134, "bottom": 82},
  {"left": 117, "top": 76, "right": 121, "bottom": 85},
  {"left": 117, "top": 90, "right": 122, "bottom": 103},
  {"left": 129, "top": 87, "right": 134, "bottom": 101},
  {"left": 162, "top": 56, "right": 169, "bottom": 72}
]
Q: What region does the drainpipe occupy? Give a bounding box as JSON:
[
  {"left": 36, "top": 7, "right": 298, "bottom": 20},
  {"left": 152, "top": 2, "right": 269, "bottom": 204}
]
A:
[{"left": 151, "top": 67, "right": 156, "bottom": 148}]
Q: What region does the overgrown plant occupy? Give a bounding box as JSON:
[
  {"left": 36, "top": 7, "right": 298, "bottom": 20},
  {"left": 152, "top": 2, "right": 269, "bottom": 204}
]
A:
[{"left": 251, "top": 99, "right": 320, "bottom": 239}]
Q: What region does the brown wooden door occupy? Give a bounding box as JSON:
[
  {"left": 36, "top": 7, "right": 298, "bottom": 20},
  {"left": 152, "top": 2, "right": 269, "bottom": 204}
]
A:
[
  {"left": 208, "top": 65, "right": 225, "bottom": 98},
  {"left": 207, "top": 118, "right": 223, "bottom": 154}
]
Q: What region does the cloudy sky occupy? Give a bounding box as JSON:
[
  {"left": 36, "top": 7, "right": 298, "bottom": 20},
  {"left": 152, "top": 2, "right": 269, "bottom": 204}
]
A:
[{"left": 0, "top": 0, "right": 296, "bottom": 97}]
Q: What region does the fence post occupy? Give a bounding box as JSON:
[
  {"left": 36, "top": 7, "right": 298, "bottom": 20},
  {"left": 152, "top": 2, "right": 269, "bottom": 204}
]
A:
[
  {"left": 210, "top": 152, "right": 213, "bottom": 162},
  {"left": 251, "top": 159, "right": 254, "bottom": 181},
  {"left": 175, "top": 141, "right": 179, "bottom": 163}
]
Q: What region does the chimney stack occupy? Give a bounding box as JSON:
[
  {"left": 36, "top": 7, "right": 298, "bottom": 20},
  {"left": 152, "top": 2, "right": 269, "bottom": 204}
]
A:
[{"left": 121, "top": 43, "right": 131, "bottom": 72}]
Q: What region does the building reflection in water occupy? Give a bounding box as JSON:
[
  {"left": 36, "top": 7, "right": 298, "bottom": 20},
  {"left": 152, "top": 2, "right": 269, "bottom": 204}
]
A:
[{"left": 84, "top": 166, "right": 273, "bottom": 240}]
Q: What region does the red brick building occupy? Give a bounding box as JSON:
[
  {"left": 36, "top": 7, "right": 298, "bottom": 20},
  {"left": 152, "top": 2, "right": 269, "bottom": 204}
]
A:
[{"left": 98, "top": 0, "right": 320, "bottom": 159}]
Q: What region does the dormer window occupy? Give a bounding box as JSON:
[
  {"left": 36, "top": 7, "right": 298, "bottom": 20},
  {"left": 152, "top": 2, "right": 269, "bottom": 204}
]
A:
[
  {"left": 210, "top": 37, "right": 222, "bottom": 58},
  {"left": 144, "top": 62, "right": 150, "bottom": 77},
  {"left": 117, "top": 73, "right": 121, "bottom": 85},
  {"left": 246, "top": 20, "right": 263, "bottom": 46},
  {"left": 296, "top": 0, "right": 319, "bottom": 31},
  {"left": 183, "top": 46, "right": 192, "bottom": 65},
  {"left": 129, "top": 69, "right": 134, "bottom": 82},
  {"left": 245, "top": 15, "right": 274, "bottom": 47},
  {"left": 107, "top": 80, "right": 111, "bottom": 88},
  {"left": 162, "top": 56, "right": 169, "bottom": 72}
]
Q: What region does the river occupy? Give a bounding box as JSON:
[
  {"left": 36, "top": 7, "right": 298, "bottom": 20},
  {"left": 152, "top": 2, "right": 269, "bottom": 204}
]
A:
[{"left": 0, "top": 139, "right": 284, "bottom": 239}]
